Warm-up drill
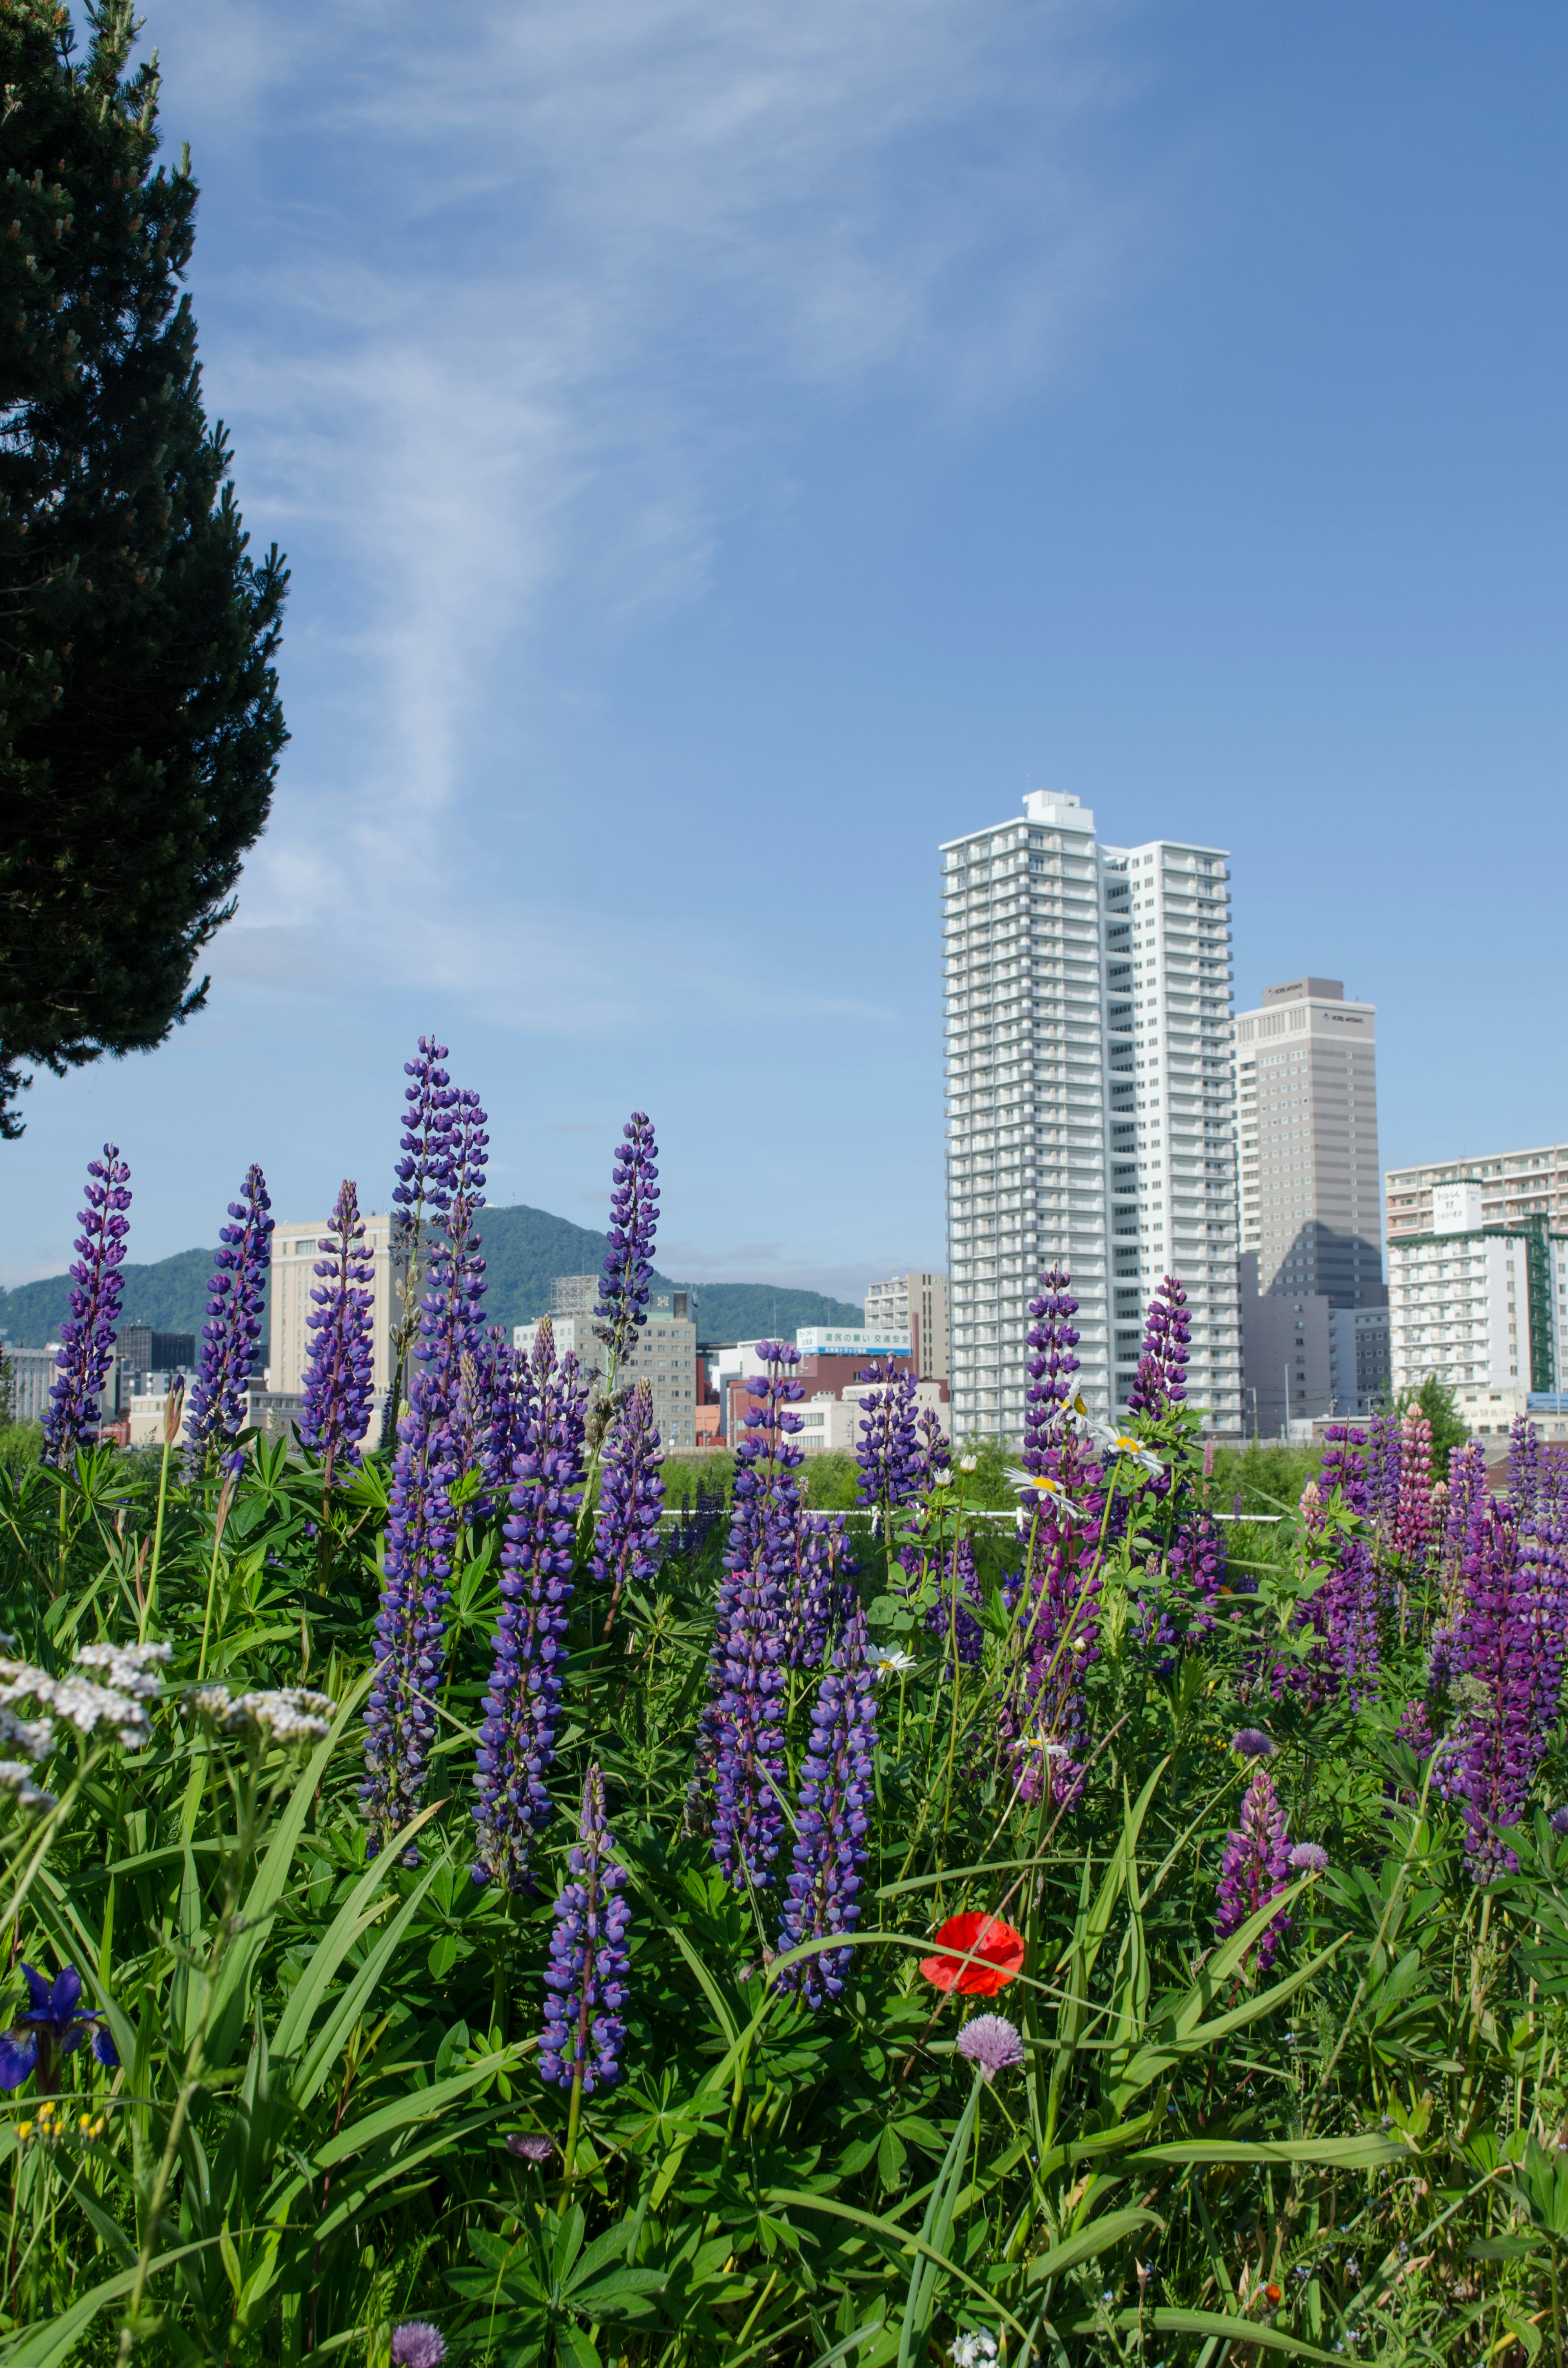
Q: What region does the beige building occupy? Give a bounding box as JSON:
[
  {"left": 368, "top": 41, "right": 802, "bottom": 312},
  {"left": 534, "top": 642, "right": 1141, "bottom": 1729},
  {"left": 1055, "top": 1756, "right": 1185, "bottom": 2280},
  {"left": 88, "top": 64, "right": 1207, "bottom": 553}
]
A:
[
  {"left": 794, "top": 1378, "right": 950, "bottom": 1455},
  {"left": 127, "top": 1384, "right": 302, "bottom": 1450},
  {"left": 514, "top": 1289, "right": 700, "bottom": 1452},
  {"left": 1234, "top": 979, "right": 1381, "bottom": 1304},
  {"left": 864, "top": 1272, "right": 949, "bottom": 1381},
  {"left": 268, "top": 1211, "right": 405, "bottom": 1414},
  {"left": 1387, "top": 1141, "right": 1568, "bottom": 1244}
]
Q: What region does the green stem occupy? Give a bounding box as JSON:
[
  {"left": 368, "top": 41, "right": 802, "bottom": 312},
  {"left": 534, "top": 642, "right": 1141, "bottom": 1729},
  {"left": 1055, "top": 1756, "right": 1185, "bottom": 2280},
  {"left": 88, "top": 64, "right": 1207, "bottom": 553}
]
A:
[{"left": 140, "top": 1426, "right": 176, "bottom": 1647}]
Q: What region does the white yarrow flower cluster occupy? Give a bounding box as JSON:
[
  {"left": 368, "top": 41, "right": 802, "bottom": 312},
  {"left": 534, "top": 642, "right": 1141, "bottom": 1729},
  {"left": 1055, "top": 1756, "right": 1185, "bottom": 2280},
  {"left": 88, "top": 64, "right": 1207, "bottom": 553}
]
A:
[
  {"left": 0, "top": 1642, "right": 169, "bottom": 1753},
  {"left": 186, "top": 1686, "right": 336, "bottom": 1747},
  {"left": 0, "top": 1759, "right": 57, "bottom": 1811},
  {"left": 72, "top": 1641, "right": 172, "bottom": 1701}
]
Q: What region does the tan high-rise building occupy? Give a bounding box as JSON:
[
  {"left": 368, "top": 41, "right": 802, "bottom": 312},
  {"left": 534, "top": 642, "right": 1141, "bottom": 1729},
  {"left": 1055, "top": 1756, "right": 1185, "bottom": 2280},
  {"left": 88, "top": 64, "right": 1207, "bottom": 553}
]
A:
[
  {"left": 268, "top": 1212, "right": 406, "bottom": 1411},
  {"left": 864, "top": 1271, "right": 949, "bottom": 1381},
  {"left": 1234, "top": 979, "right": 1383, "bottom": 1307}
]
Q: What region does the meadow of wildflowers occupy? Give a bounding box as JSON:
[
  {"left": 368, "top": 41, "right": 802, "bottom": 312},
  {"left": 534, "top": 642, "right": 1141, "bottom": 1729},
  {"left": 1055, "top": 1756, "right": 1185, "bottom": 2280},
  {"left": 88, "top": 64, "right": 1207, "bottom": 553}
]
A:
[{"left": 3, "top": 1044, "right": 1568, "bottom": 2366}]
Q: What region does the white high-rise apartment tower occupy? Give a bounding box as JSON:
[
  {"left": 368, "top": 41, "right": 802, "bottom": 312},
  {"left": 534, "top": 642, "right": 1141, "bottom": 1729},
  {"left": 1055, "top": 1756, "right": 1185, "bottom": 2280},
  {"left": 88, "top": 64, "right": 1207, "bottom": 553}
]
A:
[{"left": 943, "top": 792, "right": 1242, "bottom": 1441}]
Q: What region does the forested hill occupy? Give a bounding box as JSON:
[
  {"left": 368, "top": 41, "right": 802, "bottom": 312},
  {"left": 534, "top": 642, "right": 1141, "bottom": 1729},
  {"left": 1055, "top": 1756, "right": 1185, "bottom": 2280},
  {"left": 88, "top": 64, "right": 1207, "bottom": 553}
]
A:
[{"left": 0, "top": 1203, "right": 864, "bottom": 1347}]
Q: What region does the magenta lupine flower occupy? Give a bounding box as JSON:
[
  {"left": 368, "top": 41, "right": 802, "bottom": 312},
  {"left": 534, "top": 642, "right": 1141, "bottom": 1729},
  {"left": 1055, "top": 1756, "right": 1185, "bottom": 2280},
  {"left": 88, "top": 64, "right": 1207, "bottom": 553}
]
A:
[
  {"left": 471, "top": 1320, "right": 589, "bottom": 1891},
  {"left": 776, "top": 1605, "right": 879, "bottom": 2007},
  {"left": 1125, "top": 1275, "right": 1191, "bottom": 1417},
  {"left": 854, "top": 1360, "right": 922, "bottom": 1530},
  {"left": 185, "top": 1164, "right": 274, "bottom": 1479},
  {"left": 1214, "top": 1764, "right": 1293, "bottom": 1969},
  {"left": 297, "top": 1180, "right": 376, "bottom": 1478},
  {"left": 41, "top": 1144, "right": 131, "bottom": 1464},
  {"left": 1393, "top": 1407, "right": 1434, "bottom": 1566},
  {"left": 592, "top": 1377, "right": 665, "bottom": 1642},
  {"left": 706, "top": 1343, "right": 800, "bottom": 1889},
  {"left": 1022, "top": 1266, "right": 1080, "bottom": 1465},
  {"left": 956, "top": 2014, "right": 1026, "bottom": 2082},
  {"left": 595, "top": 1113, "right": 659, "bottom": 1378},
  {"left": 540, "top": 1765, "right": 630, "bottom": 2095}
]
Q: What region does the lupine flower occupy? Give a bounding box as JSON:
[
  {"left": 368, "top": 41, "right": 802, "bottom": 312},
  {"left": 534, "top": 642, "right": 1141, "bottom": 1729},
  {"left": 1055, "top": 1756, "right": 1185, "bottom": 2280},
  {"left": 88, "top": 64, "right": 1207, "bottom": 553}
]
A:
[
  {"left": 472, "top": 1320, "right": 588, "bottom": 1890},
  {"left": 540, "top": 1765, "right": 630, "bottom": 2095},
  {"left": 365, "top": 1093, "right": 489, "bottom": 1863},
  {"left": 919, "top": 1912, "right": 1026, "bottom": 1996},
  {"left": 1125, "top": 1275, "right": 1191, "bottom": 1416},
  {"left": 0, "top": 1966, "right": 117, "bottom": 2089},
  {"left": 702, "top": 1344, "right": 801, "bottom": 1889},
  {"left": 1395, "top": 1697, "right": 1434, "bottom": 1762},
  {"left": 956, "top": 2013, "right": 1026, "bottom": 2082},
  {"left": 1509, "top": 1414, "right": 1542, "bottom": 1521},
  {"left": 1550, "top": 1807, "right": 1568, "bottom": 1838},
  {"left": 42, "top": 1144, "right": 131, "bottom": 1464},
  {"left": 1393, "top": 1407, "right": 1434, "bottom": 1566},
  {"left": 776, "top": 1605, "right": 878, "bottom": 2008},
  {"left": 390, "top": 2326, "right": 447, "bottom": 2368},
  {"left": 595, "top": 1113, "right": 659, "bottom": 1378},
  {"left": 927, "top": 1533, "right": 983, "bottom": 1670},
  {"left": 913, "top": 1404, "right": 951, "bottom": 1491},
  {"left": 592, "top": 1378, "right": 665, "bottom": 1643},
  {"left": 1214, "top": 1764, "right": 1293, "bottom": 1969},
  {"left": 383, "top": 1036, "right": 460, "bottom": 1444},
  {"left": 298, "top": 1180, "right": 377, "bottom": 1478},
  {"left": 1289, "top": 1842, "right": 1329, "bottom": 1874},
  {"left": 785, "top": 1511, "right": 858, "bottom": 1671},
  {"left": 1022, "top": 1266, "right": 1080, "bottom": 1458},
  {"left": 1426, "top": 1487, "right": 1555, "bottom": 1876},
  {"left": 855, "top": 1360, "right": 922, "bottom": 1529},
  {"left": 185, "top": 1164, "right": 274, "bottom": 1479},
  {"left": 1002, "top": 1441, "right": 1105, "bottom": 1801},
  {"left": 1319, "top": 1423, "right": 1370, "bottom": 1517}
]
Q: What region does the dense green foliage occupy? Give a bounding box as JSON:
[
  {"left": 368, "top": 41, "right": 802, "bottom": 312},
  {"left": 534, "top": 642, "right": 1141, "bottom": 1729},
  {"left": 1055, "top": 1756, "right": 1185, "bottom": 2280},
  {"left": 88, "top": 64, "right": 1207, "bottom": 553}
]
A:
[
  {"left": 0, "top": 0, "right": 286, "bottom": 1139},
  {"left": 0, "top": 1415, "right": 1563, "bottom": 2366}
]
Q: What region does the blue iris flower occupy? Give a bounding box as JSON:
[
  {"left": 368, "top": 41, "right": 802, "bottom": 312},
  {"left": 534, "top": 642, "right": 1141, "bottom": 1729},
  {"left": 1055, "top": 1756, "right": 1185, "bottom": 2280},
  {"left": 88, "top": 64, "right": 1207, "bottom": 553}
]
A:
[{"left": 0, "top": 1964, "right": 118, "bottom": 2089}]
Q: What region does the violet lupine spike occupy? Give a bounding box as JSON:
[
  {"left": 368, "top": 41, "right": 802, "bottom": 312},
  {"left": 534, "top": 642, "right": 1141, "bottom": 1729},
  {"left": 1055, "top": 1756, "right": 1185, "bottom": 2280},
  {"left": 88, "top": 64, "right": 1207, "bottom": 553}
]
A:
[
  {"left": 185, "top": 1164, "right": 274, "bottom": 1480},
  {"left": 592, "top": 1378, "right": 665, "bottom": 1643},
  {"left": 454, "top": 1327, "right": 517, "bottom": 1521},
  {"left": 854, "top": 1360, "right": 922, "bottom": 1530},
  {"left": 41, "top": 1144, "right": 131, "bottom": 1464},
  {"left": 595, "top": 1113, "right": 659, "bottom": 1378},
  {"left": 705, "top": 1342, "right": 800, "bottom": 1889},
  {"left": 1022, "top": 1266, "right": 1080, "bottom": 1471},
  {"left": 912, "top": 1404, "right": 951, "bottom": 1492},
  {"left": 1214, "top": 1762, "right": 1293, "bottom": 1969},
  {"left": 1319, "top": 1423, "right": 1370, "bottom": 1516},
  {"left": 1125, "top": 1274, "right": 1191, "bottom": 1418},
  {"left": 1393, "top": 1407, "right": 1434, "bottom": 1566},
  {"left": 297, "top": 1180, "right": 376, "bottom": 1478},
  {"left": 785, "top": 1511, "right": 859, "bottom": 1671},
  {"left": 1002, "top": 1420, "right": 1106, "bottom": 1802},
  {"left": 1508, "top": 1415, "right": 1542, "bottom": 1522},
  {"left": 1443, "top": 1495, "right": 1537, "bottom": 1876},
  {"left": 382, "top": 1036, "right": 459, "bottom": 1447},
  {"left": 776, "top": 1603, "right": 879, "bottom": 2008},
  {"left": 539, "top": 1765, "right": 630, "bottom": 2094},
  {"left": 471, "top": 1319, "right": 588, "bottom": 1891},
  {"left": 928, "top": 1532, "right": 983, "bottom": 1671}
]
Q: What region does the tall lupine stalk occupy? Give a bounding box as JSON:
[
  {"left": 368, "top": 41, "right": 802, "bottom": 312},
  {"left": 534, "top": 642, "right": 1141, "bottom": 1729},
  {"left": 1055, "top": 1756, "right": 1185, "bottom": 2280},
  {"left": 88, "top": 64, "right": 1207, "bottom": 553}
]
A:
[
  {"left": 706, "top": 1343, "right": 801, "bottom": 1891},
  {"left": 776, "top": 1603, "right": 878, "bottom": 2008},
  {"left": 592, "top": 1377, "right": 664, "bottom": 1643},
  {"left": 1303, "top": 1425, "right": 1380, "bottom": 1701},
  {"left": 471, "top": 1321, "right": 589, "bottom": 1891},
  {"left": 1023, "top": 1266, "right": 1080, "bottom": 1453},
  {"left": 363, "top": 1096, "right": 488, "bottom": 1862},
  {"left": 1509, "top": 1414, "right": 1542, "bottom": 1521},
  {"left": 594, "top": 1112, "right": 659, "bottom": 1394},
  {"left": 1125, "top": 1274, "right": 1191, "bottom": 1418},
  {"left": 454, "top": 1326, "right": 516, "bottom": 1522},
  {"left": 541, "top": 1766, "right": 631, "bottom": 2180},
  {"left": 784, "top": 1512, "right": 858, "bottom": 1671},
  {"left": 41, "top": 1144, "right": 131, "bottom": 1464},
  {"left": 383, "top": 1038, "right": 460, "bottom": 1444},
  {"left": 1214, "top": 1762, "right": 1293, "bottom": 1969},
  {"left": 853, "top": 1359, "right": 922, "bottom": 1539},
  {"left": 1436, "top": 1491, "right": 1541, "bottom": 1876},
  {"left": 297, "top": 1180, "right": 376, "bottom": 1482},
  {"left": 1362, "top": 1413, "right": 1403, "bottom": 1556},
  {"left": 1394, "top": 1406, "right": 1434, "bottom": 1565},
  {"left": 185, "top": 1165, "right": 274, "bottom": 1481}
]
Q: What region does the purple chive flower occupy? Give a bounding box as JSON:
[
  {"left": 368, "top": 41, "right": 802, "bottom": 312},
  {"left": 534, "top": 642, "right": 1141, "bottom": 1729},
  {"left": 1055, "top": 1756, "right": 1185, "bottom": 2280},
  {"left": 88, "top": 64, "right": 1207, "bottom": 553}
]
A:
[
  {"left": 776, "top": 1604, "right": 879, "bottom": 2008},
  {"left": 702, "top": 1343, "right": 801, "bottom": 1888},
  {"left": 390, "top": 2327, "right": 447, "bottom": 2368},
  {"left": 364, "top": 1098, "right": 489, "bottom": 1864},
  {"left": 185, "top": 1164, "right": 274, "bottom": 1480},
  {"left": 1289, "top": 1842, "right": 1329, "bottom": 1874},
  {"left": 1231, "top": 1728, "right": 1276, "bottom": 1759},
  {"left": 1214, "top": 1764, "right": 1293, "bottom": 1969},
  {"left": 506, "top": 2130, "right": 555, "bottom": 2163},
  {"left": 471, "top": 1320, "right": 589, "bottom": 1891},
  {"left": 41, "top": 1144, "right": 132, "bottom": 1464},
  {"left": 1125, "top": 1275, "right": 1191, "bottom": 1418},
  {"left": 595, "top": 1113, "right": 659, "bottom": 1379},
  {"left": 0, "top": 1964, "right": 118, "bottom": 2090},
  {"left": 855, "top": 1360, "right": 922, "bottom": 1530},
  {"left": 541, "top": 1765, "right": 631, "bottom": 2096},
  {"left": 956, "top": 2013, "right": 1026, "bottom": 2082},
  {"left": 592, "top": 1377, "right": 665, "bottom": 1644},
  {"left": 1550, "top": 1807, "right": 1568, "bottom": 1838},
  {"left": 297, "top": 1179, "right": 376, "bottom": 1480}
]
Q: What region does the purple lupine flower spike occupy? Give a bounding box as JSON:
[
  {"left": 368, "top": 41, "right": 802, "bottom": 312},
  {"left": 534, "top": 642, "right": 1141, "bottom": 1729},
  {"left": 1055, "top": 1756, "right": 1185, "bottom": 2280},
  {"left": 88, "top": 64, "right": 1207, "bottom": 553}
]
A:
[
  {"left": 1022, "top": 1265, "right": 1080, "bottom": 1466},
  {"left": 704, "top": 1342, "right": 800, "bottom": 1889},
  {"left": 854, "top": 1359, "right": 922, "bottom": 1529},
  {"left": 185, "top": 1164, "right": 274, "bottom": 1479},
  {"left": 1508, "top": 1414, "right": 1542, "bottom": 1522},
  {"left": 1125, "top": 1275, "right": 1191, "bottom": 1418},
  {"left": 595, "top": 1113, "right": 659, "bottom": 1379},
  {"left": 593, "top": 1377, "right": 665, "bottom": 1642},
  {"left": 41, "top": 1145, "right": 131, "bottom": 1464},
  {"left": 776, "top": 1603, "right": 879, "bottom": 2007},
  {"left": 298, "top": 1180, "right": 377, "bottom": 1479},
  {"left": 1393, "top": 1407, "right": 1434, "bottom": 1565},
  {"left": 1214, "top": 1763, "right": 1293, "bottom": 1969},
  {"left": 471, "top": 1320, "right": 589, "bottom": 1889},
  {"left": 540, "top": 1764, "right": 631, "bottom": 2094},
  {"left": 786, "top": 1510, "right": 858, "bottom": 1670}
]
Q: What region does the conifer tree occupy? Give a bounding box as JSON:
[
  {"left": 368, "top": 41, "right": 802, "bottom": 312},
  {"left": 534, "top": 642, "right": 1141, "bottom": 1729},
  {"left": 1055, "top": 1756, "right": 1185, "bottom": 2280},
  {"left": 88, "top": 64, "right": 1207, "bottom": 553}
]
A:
[{"left": 0, "top": 0, "right": 287, "bottom": 1137}]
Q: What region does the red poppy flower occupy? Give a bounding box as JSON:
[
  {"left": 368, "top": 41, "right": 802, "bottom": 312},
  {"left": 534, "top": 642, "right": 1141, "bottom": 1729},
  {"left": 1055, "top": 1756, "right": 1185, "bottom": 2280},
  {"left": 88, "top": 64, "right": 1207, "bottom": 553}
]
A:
[{"left": 918, "top": 1912, "right": 1027, "bottom": 1996}]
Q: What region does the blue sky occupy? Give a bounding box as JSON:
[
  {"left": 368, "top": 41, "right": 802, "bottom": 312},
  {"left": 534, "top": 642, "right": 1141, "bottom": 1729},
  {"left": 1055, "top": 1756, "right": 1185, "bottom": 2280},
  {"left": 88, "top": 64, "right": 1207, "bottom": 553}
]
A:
[{"left": 4, "top": 0, "right": 1564, "bottom": 1300}]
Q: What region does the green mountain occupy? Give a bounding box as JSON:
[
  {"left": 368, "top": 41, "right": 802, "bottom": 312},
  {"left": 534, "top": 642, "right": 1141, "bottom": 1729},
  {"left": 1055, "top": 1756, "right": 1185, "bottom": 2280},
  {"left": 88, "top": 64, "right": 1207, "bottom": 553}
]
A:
[{"left": 0, "top": 1203, "right": 864, "bottom": 1348}]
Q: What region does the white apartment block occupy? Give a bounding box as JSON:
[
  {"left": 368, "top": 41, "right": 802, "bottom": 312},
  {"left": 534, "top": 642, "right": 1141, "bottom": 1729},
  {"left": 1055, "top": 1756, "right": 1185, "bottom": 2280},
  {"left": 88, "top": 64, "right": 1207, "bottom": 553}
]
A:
[
  {"left": 864, "top": 1272, "right": 949, "bottom": 1380},
  {"left": 1388, "top": 1181, "right": 1568, "bottom": 1398},
  {"left": 2, "top": 1342, "right": 62, "bottom": 1427},
  {"left": 943, "top": 791, "right": 1241, "bottom": 1441},
  {"left": 1388, "top": 1141, "right": 1568, "bottom": 1244},
  {"left": 269, "top": 1212, "right": 405, "bottom": 1418},
  {"left": 515, "top": 1290, "right": 699, "bottom": 1451}
]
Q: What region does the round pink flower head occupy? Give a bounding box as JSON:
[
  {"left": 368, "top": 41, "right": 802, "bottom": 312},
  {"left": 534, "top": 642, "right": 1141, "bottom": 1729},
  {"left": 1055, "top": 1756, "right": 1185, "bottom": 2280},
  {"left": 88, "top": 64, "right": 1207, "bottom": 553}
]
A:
[
  {"left": 506, "top": 2131, "right": 554, "bottom": 2163},
  {"left": 956, "top": 2013, "right": 1026, "bottom": 2083},
  {"left": 1231, "top": 1728, "right": 1276, "bottom": 1760},
  {"left": 390, "top": 2327, "right": 446, "bottom": 2368},
  {"left": 1289, "top": 1842, "right": 1329, "bottom": 1875}
]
